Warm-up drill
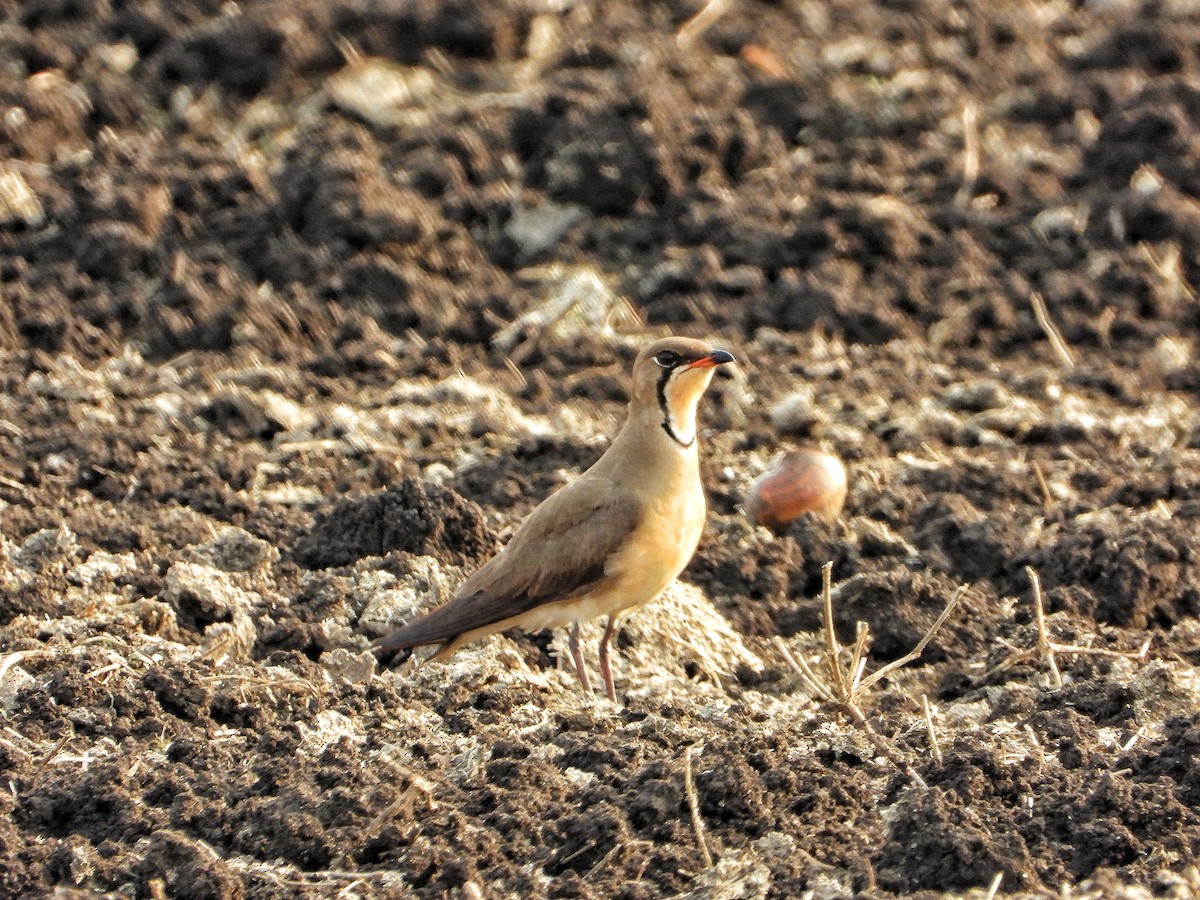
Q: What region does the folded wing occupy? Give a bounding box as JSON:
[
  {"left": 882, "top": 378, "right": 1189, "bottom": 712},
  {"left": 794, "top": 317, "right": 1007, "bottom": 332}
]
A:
[{"left": 373, "top": 480, "right": 642, "bottom": 651}]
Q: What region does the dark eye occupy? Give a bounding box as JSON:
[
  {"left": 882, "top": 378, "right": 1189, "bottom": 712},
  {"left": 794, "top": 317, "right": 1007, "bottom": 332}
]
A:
[{"left": 654, "top": 350, "right": 680, "bottom": 368}]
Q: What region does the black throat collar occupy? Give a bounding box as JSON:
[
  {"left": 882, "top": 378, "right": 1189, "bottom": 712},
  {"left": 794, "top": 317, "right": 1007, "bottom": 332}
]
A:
[{"left": 656, "top": 367, "right": 695, "bottom": 448}]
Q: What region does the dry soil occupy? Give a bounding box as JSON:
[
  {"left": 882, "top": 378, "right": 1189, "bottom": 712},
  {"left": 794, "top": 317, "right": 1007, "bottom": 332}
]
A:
[{"left": 2, "top": 1, "right": 1200, "bottom": 898}]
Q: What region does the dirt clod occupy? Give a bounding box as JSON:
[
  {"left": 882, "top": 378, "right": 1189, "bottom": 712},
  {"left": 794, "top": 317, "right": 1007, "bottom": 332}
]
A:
[{"left": 293, "top": 478, "right": 497, "bottom": 570}]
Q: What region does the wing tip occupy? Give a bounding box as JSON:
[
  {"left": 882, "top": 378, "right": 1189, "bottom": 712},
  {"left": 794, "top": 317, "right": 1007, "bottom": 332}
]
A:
[
  {"left": 371, "top": 626, "right": 429, "bottom": 654},
  {"left": 371, "top": 606, "right": 463, "bottom": 653}
]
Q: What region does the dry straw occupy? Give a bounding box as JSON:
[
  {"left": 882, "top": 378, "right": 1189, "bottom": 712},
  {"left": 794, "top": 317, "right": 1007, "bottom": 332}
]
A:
[{"left": 775, "top": 562, "right": 965, "bottom": 787}]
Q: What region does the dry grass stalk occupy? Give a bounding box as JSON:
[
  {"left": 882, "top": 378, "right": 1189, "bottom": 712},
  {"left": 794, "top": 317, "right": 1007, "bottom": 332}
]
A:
[
  {"left": 1029, "top": 292, "right": 1076, "bottom": 368},
  {"left": 1109, "top": 726, "right": 1145, "bottom": 771},
  {"left": 1028, "top": 567, "right": 1063, "bottom": 688},
  {"left": 988, "top": 566, "right": 1151, "bottom": 687},
  {"left": 1023, "top": 724, "right": 1044, "bottom": 766},
  {"left": 0, "top": 734, "right": 31, "bottom": 760},
  {"left": 0, "top": 650, "right": 43, "bottom": 687},
  {"left": 224, "top": 855, "right": 395, "bottom": 888},
  {"left": 30, "top": 732, "right": 73, "bottom": 790},
  {"left": 676, "top": 0, "right": 733, "bottom": 48},
  {"left": 1141, "top": 241, "right": 1196, "bottom": 302},
  {"left": 683, "top": 744, "right": 713, "bottom": 868},
  {"left": 984, "top": 872, "right": 1003, "bottom": 900},
  {"left": 1032, "top": 461, "right": 1053, "bottom": 511},
  {"left": 954, "top": 101, "right": 980, "bottom": 207},
  {"left": 365, "top": 772, "right": 436, "bottom": 838},
  {"left": 775, "top": 562, "right": 966, "bottom": 788},
  {"left": 921, "top": 694, "right": 942, "bottom": 766},
  {"left": 503, "top": 357, "right": 528, "bottom": 391}
]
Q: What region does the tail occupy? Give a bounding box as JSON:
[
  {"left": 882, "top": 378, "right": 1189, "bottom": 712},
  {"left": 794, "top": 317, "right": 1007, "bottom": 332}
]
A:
[
  {"left": 372, "top": 627, "right": 460, "bottom": 665},
  {"left": 370, "top": 598, "right": 471, "bottom": 656},
  {"left": 372, "top": 616, "right": 465, "bottom": 663},
  {"left": 371, "top": 627, "right": 422, "bottom": 654}
]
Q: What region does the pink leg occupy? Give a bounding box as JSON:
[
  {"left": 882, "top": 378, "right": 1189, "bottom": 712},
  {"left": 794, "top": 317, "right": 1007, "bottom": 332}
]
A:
[
  {"left": 570, "top": 621, "right": 592, "bottom": 693},
  {"left": 598, "top": 618, "right": 618, "bottom": 703}
]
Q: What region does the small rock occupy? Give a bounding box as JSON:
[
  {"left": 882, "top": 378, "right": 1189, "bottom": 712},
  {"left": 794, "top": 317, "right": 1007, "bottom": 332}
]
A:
[
  {"left": 14, "top": 525, "right": 78, "bottom": 572},
  {"left": 186, "top": 526, "right": 279, "bottom": 574},
  {"left": 359, "top": 556, "right": 458, "bottom": 637},
  {"left": 495, "top": 264, "right": 640, "bottom": 357},
  {"left": 327, "top": 57, "right": 441, "bottom": 128},
  {"left": 67, "top": 550, "right": 137, "bottom": 586},
  {"left": 505, "top": 201, "right": 586, "bottom": 259},
  {"left": 940, "top": 378, "right": 1011, "bottom": 413},
  {"left": 0, "top": 162, "right": 45, "bottom": 228},
  {"left": 0, "top": 662, "right": 35, "bottom": 712},
  {"left": 322, "top": 647, "right": 377, "bottom": 684},
  {"left": 200, "top": 610, "right": 257, "bottom": 664},
  {"left": 753, "top": 832, "right": 796, "bottom": 860},
  {"left": 92, "top": 42, "right": 138, "bottom": 74},
  {"left": 769, "top": 389, "right": 827, "bottom": 436},
  {"left": 164, "top": 561, "right": 256, "bottom": 621},
  {"left": 745, "top": 449, "right": 848, "bottom": 529},
  {"left": 1032, "top": 205, "right": 1087, "bottom": 239},
  {"left": 1151, "top": 335, "right": 1193, "bottom": 373}
]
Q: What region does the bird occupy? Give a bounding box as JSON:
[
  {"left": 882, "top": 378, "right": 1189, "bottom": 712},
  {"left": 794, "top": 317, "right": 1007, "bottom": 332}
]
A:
[{"left": 373, "top": 336, "right": 735, "bottom": 702}]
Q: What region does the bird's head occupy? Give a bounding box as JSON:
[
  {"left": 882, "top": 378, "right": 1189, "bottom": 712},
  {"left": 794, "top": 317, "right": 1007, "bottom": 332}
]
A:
[{"left": 630, "top": 337, "right": 735, "bottom": 447}]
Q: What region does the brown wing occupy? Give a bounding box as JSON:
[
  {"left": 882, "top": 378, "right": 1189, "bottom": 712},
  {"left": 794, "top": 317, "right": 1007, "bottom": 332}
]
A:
[{"left": 373, "top": 478, "right": 641, "bottom": 651}]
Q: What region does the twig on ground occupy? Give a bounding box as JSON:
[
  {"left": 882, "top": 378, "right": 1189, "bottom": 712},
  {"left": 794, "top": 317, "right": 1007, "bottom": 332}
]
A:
[
  {"left": 676, "top": 0, "right": 732, "bottom": 47},
  {"left": 30, "top": 732, "right": 73, "bottom": 789},
  {"left": 1108, "top": 726, "right": 1146, "bottom": 771},
  {"left": 503, "top": 357, "right": 527, "bottom": 391},
  {"left": 683, "top": 744, "right": 713, "bottom": 868},
  {"left": 985, "top": 872, "right": 1003, "bottom": 900},
  {"left": 859, "top": 585, "right": 965, "bottom": 694},
  {"left": 584, "top": 843, "right": 622, "bottom": 881},
  {"left": 954, "top": 101, "right": 980, "bottom": 207},
  {"left": 225, "top": 855, "right": 396, "bottom": 887},
  {"left": 1028, "top": 567, "right": 1062, "bottom": 689},
  {"left": 0, "top": 733, "right": 31, "bottom": 759},
  {"left": 1032, "top": 461, "right": 1053, "bottom": 511},
  {"left": 1030, "top": 292, "right": 1076, "bottom": 368},
  {"left": 987, "top": 567, "right": 1150, "bottom": 687},
  {"left": 775, "top": 563, "right": 966, "bottom": 788},
  {"left": 0, "top": 651, "right": 42, "bottom": 688},
  {"left": 1140, "top": 241, "right": 1196, "bottom": 302},
  {"left": 1023, "top": 724, "right": 1044, "bottom": 767},
  {"left": 365, "top": 773, "right": 436, "bottom": 838},
  {"left": 922, "top": 694, "right": 942, "bottom": 766}
]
